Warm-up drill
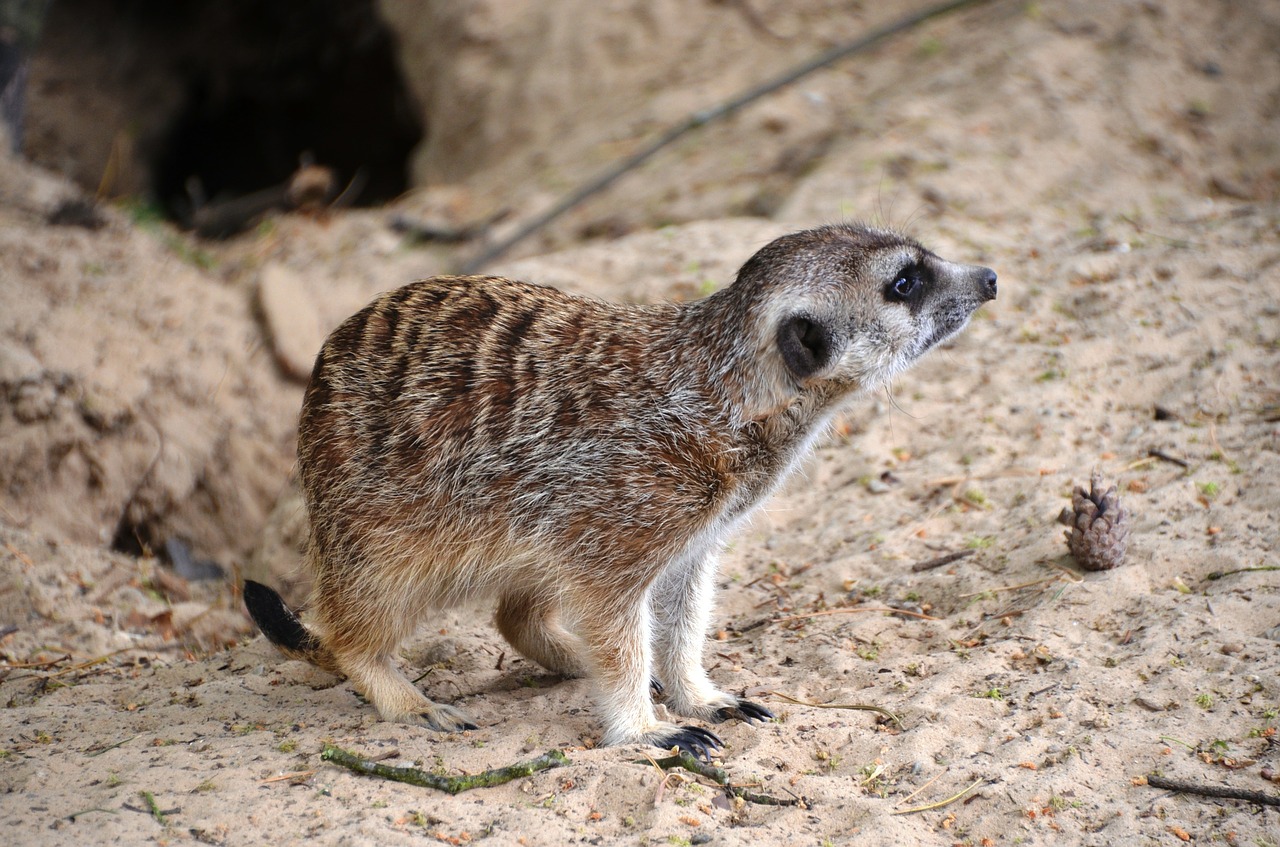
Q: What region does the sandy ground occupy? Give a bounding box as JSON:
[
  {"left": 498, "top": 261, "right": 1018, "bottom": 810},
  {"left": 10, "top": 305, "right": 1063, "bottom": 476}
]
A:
[{"left": 2, "top": 0, "right": 1279, "bottom": 845}]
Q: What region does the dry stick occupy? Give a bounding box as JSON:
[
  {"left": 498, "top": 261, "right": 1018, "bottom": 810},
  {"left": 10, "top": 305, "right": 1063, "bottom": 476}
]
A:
[
  {"left": 911, "top": 549, "right": 975, "bottom": 573},
  {"left": 891, "top": 777, "right": 988, "bottom": 815},
  {"left": 458, "top": 0, "right": 995, "bottom": 274},
  {"left": 644, "top": 751, "right": 803, "bottom": 807},
  {"left": 139, "top": 790, "right": 167, "bottom": 826},
  {"left": 1145, "top": 774, "right": 1280, "bottom": 808},
  {"left": 772, "top": 606, "right": 941, "bottom": 624},
  {"left": 84, "top": 735, "right": 138, "bottom": 757},
  {"left": 321, "top": 744, "right": 568, "bottom": 794},
  {"left": 259, "top": 770, "right": 317, "bottom": 785},
  {"left": 957, "top": 573, "right": 1064, "bottom": 599},
  {"left": 1207, "top": 566, "right": 1279, "bottom": 580},
  {"left": 766, "top": 690, "right": 903, "bottom": 728},
  {"left": 1148, "top": 449, "right": 1190, "bottom": 469}
]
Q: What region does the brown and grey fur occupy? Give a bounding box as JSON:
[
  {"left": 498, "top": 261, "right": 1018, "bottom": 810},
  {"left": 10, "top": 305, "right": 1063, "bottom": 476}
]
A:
[{"left": 244, "top": 223, "right": 997, "bottom": 757}]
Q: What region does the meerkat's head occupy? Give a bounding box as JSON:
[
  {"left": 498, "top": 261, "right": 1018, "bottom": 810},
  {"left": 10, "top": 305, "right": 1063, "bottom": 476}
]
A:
[{"left": 731, "top": 223, "right": 996, "bottom": 412}]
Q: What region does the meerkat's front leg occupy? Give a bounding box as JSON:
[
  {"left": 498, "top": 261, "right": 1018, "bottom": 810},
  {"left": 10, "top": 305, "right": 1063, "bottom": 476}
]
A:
[
  {"left": 651, "top": 549, "right": 774, "bottom": 726},
  {"left": 573, "top": 582, "right": 723, "bottom": 760}
]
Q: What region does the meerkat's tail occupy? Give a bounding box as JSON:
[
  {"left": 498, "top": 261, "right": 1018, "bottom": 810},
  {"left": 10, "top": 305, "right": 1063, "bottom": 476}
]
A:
[{"left": 243, "top": 580, "right": 340, "bottom": 674}]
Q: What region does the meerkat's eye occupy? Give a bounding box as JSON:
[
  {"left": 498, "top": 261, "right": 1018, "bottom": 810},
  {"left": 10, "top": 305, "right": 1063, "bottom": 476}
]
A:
[{"left": 886, "top": 265, "right": 924, "bottom": 303}]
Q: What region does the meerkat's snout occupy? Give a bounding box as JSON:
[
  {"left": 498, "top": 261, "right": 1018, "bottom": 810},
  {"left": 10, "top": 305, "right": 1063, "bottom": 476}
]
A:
[
  {"left": 980, "top": 266, "right": 998, "bottom": 300},
  {"left": 244, "top": 222, "right": 994, "bottom": 762}
]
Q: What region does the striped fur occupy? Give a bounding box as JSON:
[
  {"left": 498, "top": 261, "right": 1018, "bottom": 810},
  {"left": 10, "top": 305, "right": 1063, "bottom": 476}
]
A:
[{"left": 246, "top": 223, "right": 996, "bottom": 752}]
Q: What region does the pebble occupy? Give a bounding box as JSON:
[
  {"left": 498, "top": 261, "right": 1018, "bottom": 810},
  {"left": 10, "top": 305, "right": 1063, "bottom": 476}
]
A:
[
  {"left": 258, "top": 263, "right": 326, "bottom": 382},
  {"left": 0, "top": 341, "right": 42, "bottom": 385},
  {"left": 1220, "top": 642, "right": 1244, "bottom": 655}
]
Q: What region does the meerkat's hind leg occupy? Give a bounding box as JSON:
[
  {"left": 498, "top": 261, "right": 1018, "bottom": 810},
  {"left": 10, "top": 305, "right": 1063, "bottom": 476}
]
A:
[
  {"left": 314, "top": 583, "right": 477, "bottom": 732},
  {"left": 337, "top": 651, "right": 478, "bottom": 732},
  {"left": 494, "top": 590, "right": 589, "bottom": 678}
]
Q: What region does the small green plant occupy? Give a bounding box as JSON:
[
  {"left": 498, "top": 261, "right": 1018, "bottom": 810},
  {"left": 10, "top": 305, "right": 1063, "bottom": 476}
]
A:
[
  {"left": 1197, "top": 481, "right": 1221, "bottom": 498},
  {"left": 276, "top": 739, "right": 297, "bottom": 753},
  {"left": 917, "top": 37, "right": 943, "bottom": 58},
  {"left": 1195, "top": 692, "right": 1214, "bottom": 709},
  {"left": 965, "top": 534, "right": 995, "bottom": 549},
  {"left": 977, "top": 687, "right": 1004, "bottom": 700}
]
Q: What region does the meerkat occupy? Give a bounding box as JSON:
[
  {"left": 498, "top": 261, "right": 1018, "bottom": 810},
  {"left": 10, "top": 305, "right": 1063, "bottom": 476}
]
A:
[{"left": 244, "top": 223, "right": 997, "bottom": 758}]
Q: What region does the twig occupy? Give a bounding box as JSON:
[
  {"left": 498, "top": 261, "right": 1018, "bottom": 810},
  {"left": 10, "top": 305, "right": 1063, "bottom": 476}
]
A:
[
  {"left": 1147, "top": 449, "right": 1189, "bottom": 469},
  {"left": 958, "top": 574, "right": 1063, "bottom": 599},
  {"left": 911, "top": 549, "right": 975, "bottom": 573},
  {"left": 926, "top": 467, "right": 1049, "bottom": 488},
  {"left": 84, "top": 735, "right": 137, "bottom": 757},
  {"left": 1206, "top": 566, "right": 1279, "bottom": 580},
  {"left": 772, "top": 606, "right": 940, "bottom": 624},
  {"left": 0, "top": 654, "right": 70, "bottom": 670},
  {"left": 1144, "top": 774, "right": 1280, "bottom": 807},
  {"left": 642, "top": 751, "right": 804, "bottom": 807},
  {"left": 259, "top": 770, "right": 317, "bottom": 784},
  {"left": 891, "top": 777, "right": 987, "bottom": 815},
  {"left": 458, "top": 0, "right": 994, "bottom": 273},
  {"left": 765, "top": 690, "right": 902, "bottom": 728},
  {"left": 321, "top": 744, "right": 568, "bottom": 794}
]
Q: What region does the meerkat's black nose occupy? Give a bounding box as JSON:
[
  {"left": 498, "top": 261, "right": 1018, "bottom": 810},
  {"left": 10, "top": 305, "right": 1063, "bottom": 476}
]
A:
[{"left": 979, "top": 267, "right": 997, "bottom": 300}]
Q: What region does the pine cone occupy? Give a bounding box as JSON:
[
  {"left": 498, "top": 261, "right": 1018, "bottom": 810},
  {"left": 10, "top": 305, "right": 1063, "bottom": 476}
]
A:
[{"left": 1061, "top": 471, "right": 1129, "bottom": 570}]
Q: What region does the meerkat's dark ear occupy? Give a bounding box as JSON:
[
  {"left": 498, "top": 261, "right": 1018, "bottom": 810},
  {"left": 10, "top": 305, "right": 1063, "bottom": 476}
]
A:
[{"left": 777, "top": 314, "right": 835, "bottom": 379}]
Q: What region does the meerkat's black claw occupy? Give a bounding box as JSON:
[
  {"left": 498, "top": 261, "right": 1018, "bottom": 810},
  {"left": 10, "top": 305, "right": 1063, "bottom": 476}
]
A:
[
  {"left": 654, "top": 726, "right": 724, "bottom": 761},
  {"left": 649, "top": 677, "right": 665, "bottom": 697},
  {"left": 713, "top": 699, "right": 775, "bottom": 724}
]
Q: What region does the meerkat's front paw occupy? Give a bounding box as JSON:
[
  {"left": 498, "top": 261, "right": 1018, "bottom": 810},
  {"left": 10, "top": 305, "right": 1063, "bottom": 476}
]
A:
[
  {"left": 665, "top": 686, "right": 769, "bottom": 725},
  {"left": 649, "top": 725, "right": 724, "bottom": 761},
  {"left": 711, "top": 698, "right": 774, "bottom": 724}
]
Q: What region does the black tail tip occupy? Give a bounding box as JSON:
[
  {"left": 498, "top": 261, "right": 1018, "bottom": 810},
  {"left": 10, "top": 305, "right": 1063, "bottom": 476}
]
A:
[{"left": 243, "top": 579, "right": 314, "bottom": 652}]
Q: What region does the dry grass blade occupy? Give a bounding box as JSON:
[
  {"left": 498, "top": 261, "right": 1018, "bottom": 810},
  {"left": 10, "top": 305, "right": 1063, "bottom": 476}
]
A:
[
  {"left": 890, "top": 777, "right": 987, "bottom": 815},
  {"left": 772, "top": 606, "right": 940, "bottom": 624},
  {"left": 765, "top": 690, "right": 903, "bottom": 728}
]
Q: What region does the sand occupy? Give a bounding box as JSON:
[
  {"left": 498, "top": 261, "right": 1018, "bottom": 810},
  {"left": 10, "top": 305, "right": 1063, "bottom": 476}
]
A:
[{"left": 2, "top": 0, "right": 1278, "bottom": 844}]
